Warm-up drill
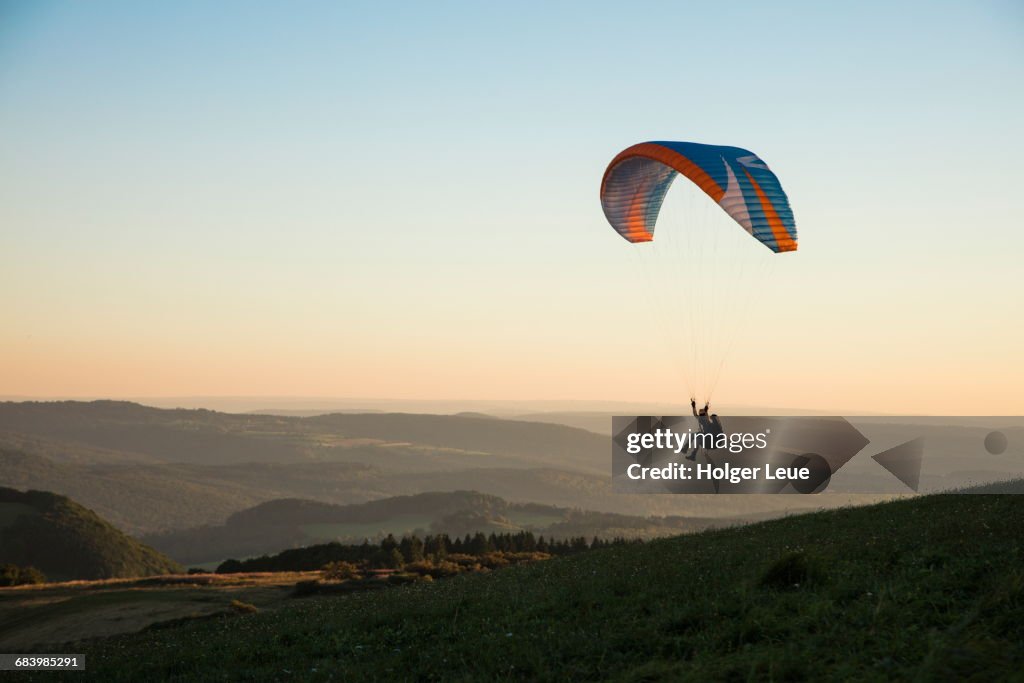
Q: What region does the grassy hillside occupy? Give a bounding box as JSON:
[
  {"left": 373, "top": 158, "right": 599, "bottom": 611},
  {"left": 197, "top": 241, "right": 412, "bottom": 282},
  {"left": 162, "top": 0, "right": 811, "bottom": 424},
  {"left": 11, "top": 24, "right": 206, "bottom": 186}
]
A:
[
  {"left": 0, "top": 487, "right": 181, "bottom": 581},
  {"left": 58, "top": 492, "right": 1024, "bottom": 681}
]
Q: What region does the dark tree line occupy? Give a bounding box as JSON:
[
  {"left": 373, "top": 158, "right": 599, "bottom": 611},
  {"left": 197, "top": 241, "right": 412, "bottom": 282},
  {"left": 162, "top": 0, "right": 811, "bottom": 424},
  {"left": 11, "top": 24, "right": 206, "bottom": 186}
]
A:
[{"left": 216, "top": 531, "right": 642, "bottom": 574}]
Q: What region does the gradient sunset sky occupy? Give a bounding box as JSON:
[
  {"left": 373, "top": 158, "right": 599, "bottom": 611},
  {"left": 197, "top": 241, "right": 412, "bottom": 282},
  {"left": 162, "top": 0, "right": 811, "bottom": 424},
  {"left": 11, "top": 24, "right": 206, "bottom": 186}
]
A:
[{"left": 2, "top": 1, "right": 1022, "bottom": 413}]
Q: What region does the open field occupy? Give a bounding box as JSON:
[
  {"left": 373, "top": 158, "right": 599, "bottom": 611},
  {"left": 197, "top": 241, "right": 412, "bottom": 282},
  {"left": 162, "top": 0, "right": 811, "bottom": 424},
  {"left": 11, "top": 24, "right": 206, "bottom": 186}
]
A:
[{"left": 0, "top": 573, "right": 315, "bottom": 650}]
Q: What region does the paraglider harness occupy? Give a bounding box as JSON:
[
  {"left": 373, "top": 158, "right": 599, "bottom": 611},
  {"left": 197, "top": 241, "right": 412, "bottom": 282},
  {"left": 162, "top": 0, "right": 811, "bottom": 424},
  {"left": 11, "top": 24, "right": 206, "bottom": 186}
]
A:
[{"left": 687, "top": 399, "right": 722, "bottom": 461}]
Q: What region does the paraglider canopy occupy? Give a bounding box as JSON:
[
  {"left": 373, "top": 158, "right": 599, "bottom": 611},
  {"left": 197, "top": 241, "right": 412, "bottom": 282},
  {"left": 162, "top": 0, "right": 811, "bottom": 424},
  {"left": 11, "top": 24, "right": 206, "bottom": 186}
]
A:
[{"left": 600, "top": 141, "right": 797, "bottom": 252}]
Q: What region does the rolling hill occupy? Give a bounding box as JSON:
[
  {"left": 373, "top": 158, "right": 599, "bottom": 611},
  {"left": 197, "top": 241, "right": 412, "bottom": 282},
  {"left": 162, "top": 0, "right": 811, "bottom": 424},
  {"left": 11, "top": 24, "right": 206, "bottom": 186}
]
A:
[
  {"left": 0, "top": 487, "right": 181, "bottom": 581},
  {"left": 6, "top": 401, "right": 944, "bottom": 544},
  {"left": 0, "top": 400, "right": 609, "bottom": 473},
  {"left": 140, "top": 491, "right": 720, "bottom": 565},
  {"left": 52, "top": 490, "right": 1024, "bottom": 681}
]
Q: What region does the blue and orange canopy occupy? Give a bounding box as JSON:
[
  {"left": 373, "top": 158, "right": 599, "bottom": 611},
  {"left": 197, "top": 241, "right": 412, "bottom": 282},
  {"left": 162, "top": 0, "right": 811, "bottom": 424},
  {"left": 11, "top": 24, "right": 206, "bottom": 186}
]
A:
[{"left": 600, "top": 141, "right": 797, "bottom": 252}]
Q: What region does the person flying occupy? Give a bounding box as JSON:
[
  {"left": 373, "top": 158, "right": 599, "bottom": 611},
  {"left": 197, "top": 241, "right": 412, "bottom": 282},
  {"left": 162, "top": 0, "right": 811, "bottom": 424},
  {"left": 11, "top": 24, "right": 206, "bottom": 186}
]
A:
[{"left": 687, "top": 398, "right": 711, "bottom": 461}]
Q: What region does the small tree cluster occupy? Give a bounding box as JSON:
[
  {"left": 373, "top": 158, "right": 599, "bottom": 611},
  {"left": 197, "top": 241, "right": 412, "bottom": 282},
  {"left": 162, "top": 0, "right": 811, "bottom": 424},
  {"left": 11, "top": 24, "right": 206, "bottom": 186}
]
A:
[
  {"left": 321, "top": 560, "right": 361, "bottom": 581},
  {"left": 0, "top": 563, "right": 46, "bottom": 586}
]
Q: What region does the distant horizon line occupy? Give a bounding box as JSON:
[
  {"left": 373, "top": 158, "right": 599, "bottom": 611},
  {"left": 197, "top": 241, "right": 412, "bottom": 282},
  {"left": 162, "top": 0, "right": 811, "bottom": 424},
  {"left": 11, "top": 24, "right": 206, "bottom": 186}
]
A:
[{"left": 0, "top": 394, "right": 999, "bottom": 417}]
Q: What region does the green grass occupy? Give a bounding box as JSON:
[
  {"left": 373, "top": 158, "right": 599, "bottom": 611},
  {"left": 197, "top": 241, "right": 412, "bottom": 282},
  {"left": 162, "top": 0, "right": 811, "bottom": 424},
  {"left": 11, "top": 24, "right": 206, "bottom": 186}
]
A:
[{"left": 43, "top": 494, "right": 1024, "bottom": 680}]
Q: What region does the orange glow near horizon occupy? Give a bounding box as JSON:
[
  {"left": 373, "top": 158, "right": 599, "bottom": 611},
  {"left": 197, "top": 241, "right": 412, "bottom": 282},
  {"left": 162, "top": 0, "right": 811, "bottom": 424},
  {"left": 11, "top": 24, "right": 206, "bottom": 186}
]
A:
[{"left": 2, "top": 310, "right": 1021, "bottom": 414}]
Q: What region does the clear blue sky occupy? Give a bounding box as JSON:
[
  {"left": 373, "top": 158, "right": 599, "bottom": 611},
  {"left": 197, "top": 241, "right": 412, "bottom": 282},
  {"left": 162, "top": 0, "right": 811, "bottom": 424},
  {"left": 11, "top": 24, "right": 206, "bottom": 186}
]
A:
[{"left": 1, "top": 1, "right": 1022, "bottom": 412}]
